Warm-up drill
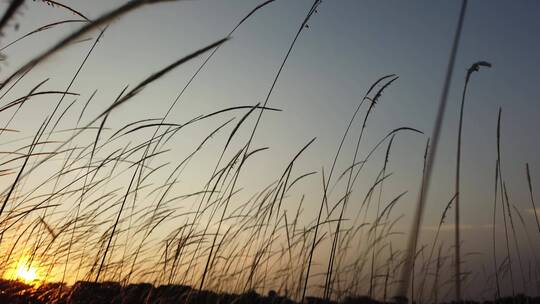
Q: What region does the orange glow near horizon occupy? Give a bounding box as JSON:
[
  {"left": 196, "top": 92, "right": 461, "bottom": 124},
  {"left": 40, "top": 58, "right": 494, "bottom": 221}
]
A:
[
  {"left": 16, "top": 265, "right": 38, "bottom": 284},
  {"left": 5, "top": 256, "right": 43, "bottom": 286}
]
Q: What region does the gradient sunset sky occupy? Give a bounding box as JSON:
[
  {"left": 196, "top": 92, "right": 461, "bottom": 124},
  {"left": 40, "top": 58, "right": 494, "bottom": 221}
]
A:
[{"left": 1, "top": 0, "right": 540, "bottom": 299}]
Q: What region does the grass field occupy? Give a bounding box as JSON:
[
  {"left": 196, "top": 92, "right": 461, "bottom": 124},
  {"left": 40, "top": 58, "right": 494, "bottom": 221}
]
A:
[{"left": 0, "top": 0, "right": 539, "bottom": 303}]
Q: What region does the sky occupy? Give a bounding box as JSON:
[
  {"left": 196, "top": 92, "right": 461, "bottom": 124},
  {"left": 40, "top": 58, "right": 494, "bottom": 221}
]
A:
[{"left": 1, "top": 0, "right": 540, "bottom": 300}]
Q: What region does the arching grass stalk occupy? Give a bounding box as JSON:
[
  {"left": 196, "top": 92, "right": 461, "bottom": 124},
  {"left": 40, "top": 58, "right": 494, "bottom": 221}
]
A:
[
  {"left": 454, "top": 60, "right": 491, "bottom": 301},
  {"left": 492, "top": 157, "right": 501, "bottom": 299},
  {"left": 395, "top": 0, "right": 468, "bottom": 301},
  {"left": 526, "top": 164, "right": 540, "bottom": 236},
  {"left": 503, "top": 184, "right": 526, "bottom": 292},
  {"left": 496, "top": 108, "right": 515, "bottom": 296},
  {"left": 34, "top": 0, "right": 91, "bottom": 21},
  {"left": 0, "top": 0, "right": 24, "bottom": 37}
]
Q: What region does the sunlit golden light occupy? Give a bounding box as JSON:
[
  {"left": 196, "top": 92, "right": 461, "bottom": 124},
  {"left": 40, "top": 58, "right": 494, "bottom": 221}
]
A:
[
  {"left": 4, "top": 256, "right": 43, "bottom": 286},
  {"left": 16, "top": 265, "right": 38, "bottom": 284}
]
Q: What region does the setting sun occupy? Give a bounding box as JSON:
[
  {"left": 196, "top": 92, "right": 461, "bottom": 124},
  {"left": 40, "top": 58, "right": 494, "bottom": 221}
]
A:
[
  {"left": 4, "top": 256, "right": 43, "bottom": 286},
  {"left": 16, "top": 265, "right": 38, "bottom": 284}
]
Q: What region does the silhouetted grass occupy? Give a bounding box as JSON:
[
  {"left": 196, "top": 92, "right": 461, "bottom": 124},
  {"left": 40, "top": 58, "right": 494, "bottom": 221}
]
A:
[{"left": 0, "top": 1, "right": 538, "bottom": 303}]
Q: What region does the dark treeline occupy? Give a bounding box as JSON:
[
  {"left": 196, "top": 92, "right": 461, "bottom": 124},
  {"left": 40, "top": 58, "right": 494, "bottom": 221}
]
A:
[{"left": 1, "top": 279, "right": 540, "bottom": 304}]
